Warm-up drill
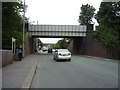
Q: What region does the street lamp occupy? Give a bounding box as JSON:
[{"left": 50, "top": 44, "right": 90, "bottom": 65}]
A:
[{"left": 23, "top": 0, "right": 25, "bottom": 57}]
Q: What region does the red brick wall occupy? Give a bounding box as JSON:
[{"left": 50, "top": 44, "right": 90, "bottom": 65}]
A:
[
  {"left": 24, "top": 33, "right": 31, "bottom": 56},
  {"left": 67, "top": 41, "right": 73, "bottom": 53},
  {"left": 83, "top": 34, "right": 109, "bottom": 58}
]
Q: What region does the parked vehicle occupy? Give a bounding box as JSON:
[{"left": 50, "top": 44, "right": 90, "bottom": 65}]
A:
[
  {"left": 42, "top": 46, "right": 48, "bottom": 52},
  {"left": 53, "top": 49, "right": 71, "bottom": 61},
  {"left": 48, "top": 48, "right": 52, "bottom": 53},
  {"left": 52, "top": 49, "right": 55, "bottom": 52}
]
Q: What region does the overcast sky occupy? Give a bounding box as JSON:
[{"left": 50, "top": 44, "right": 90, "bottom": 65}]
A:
[{"left": 24, "top": 0, "right": 102, "bottom": 43}]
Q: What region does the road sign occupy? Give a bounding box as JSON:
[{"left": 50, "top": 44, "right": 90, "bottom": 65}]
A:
[
  {"left": 12, "top": 37, "right": 16, "bottom": 42},
  {"left": 12, "top": 37, "right": 16, "bottom": 54}
]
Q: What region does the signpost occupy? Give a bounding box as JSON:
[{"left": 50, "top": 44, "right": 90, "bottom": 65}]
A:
[
  {"left": 23, "top": 0, "right": 25, "bottom": 57},
  {"left": 12, "top": 37, "right": 16, "bottom": 54}
]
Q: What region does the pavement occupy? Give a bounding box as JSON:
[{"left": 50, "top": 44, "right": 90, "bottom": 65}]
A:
[
  {"left": 2, "top": 54, "right": 39, "bottom": 88},
  {"left": 81, "top": 55, "right": 119, "bottom": 63}
]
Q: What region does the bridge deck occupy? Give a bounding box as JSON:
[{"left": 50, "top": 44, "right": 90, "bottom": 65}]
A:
[{"left": 28, "top": 25, "right": 87, "bottom": 37}]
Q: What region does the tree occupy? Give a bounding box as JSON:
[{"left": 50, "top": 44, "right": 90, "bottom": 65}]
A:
[
  {"left": 57, "top": 39, "right": 68, "bottom": 49},
  {"left": 95, "top": 2, "right": 120, "bottom": 32},
  {"left": 34, "top": 38, "right": 43, "bottom": 47},
  {"left": 92, "top": 2, "right": 120, "bottom": 48},
  {"left": 52, "top": 44, "right": 60, "bottom": 49},
  {"left": 52, "top": 38, "right": 72, "bottom": 49},
  {"left": 78, "top": 4, "right": 95, "bottom": 25},
  {"left": 91, "top": 26, "right": 119, "bottom": 48},
  {"left": 96, "top": 2, "right": 120, "bottom": 35},
  {"left": 2, "top": 1, "right": 28, "bottom": 49}
]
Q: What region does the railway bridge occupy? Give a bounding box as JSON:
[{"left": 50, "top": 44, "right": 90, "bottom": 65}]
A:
[{"left": 25, "top": 24, "right": 93, "bottom": 55}]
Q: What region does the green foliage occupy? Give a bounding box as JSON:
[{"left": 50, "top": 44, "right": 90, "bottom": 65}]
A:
[
  {"left": 83, "top": 2, "right": 120, "bottom": 59},
  {"left": 52, "top": 38, "right": 72, "bottom": 49},
  {"left": 2, "top": 30, "right": 23, "bottom": 49},
  {"left": 38, "top": 39, "right": 43, "bottom": 47},
  {"left": 34, "top": 38, "right": 43, "bottom": 47},
  {"left": 91, "top": 26, "right": 119, "bottom": 48},
  {"left": 57, "top": 39, "right": 68, "bottom": 49},
  {"left": 2, "top": 1, "right": 28, "bottom": 49},
  {"left": 91, "top": 2, "right": 120, "bottom": 49},
  {"left": 52, "top": 44, "right": 60, "bottom": 49},
  {"left": 78, "top": 4, "right": 95, "bottom": 25},
  {"left": 12, "top": 53, "right": 17, "bottom": 61},
  {"left": 2, "top": 2, "right": 24, "bottom": 32},
  {"left": 95, "top": 2, "right": 120, "bottom": 33}
]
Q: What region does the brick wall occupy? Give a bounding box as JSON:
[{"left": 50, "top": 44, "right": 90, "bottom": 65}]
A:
[
  {"left": 24, "top": 33, "right": 31, "bottom": 56},
  {"left": 83, "top": 34, "right": 109, "bottom": 58},
  {"left": 68, "top": 34, "right": 118, "bottom": 59},
  {"left": 67, "top": 41, "right": 73, "bottom": 53},
  {"left": 2, "top": 50, "right": 13, "bottom": 67}
]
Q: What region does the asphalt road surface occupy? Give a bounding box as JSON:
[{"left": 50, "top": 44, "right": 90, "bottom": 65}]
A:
[{"left": 30, "top": 53, "right": 118, "bottom": 88}]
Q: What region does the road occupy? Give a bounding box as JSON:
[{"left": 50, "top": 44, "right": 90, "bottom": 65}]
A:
[{"left": 30, "top": 53, "right": 118, "bottom": 88}]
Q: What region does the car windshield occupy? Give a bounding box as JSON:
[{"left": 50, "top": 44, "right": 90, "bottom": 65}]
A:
[{"left": 58, "top": 49, "right": 69, "bottom": 52}]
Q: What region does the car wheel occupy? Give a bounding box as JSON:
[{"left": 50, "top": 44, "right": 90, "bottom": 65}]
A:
[
  {"left": 53, "top": 57, "right": 56, "bottom": 60},
  {"left": 55, "top": 58, "right": 58, "bottom": 61}
]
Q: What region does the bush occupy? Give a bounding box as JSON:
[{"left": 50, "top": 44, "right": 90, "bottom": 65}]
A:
[{"left": 12, "top": 53, "right": 17, "bottom": 61}]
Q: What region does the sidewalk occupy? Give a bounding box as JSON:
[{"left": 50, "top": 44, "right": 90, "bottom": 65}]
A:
[
  {"left": 81, "top": 55, "right": 119, "bottom": 62},
  {"left": 2, "top": 54, "right": 39, "bottom": 88}
]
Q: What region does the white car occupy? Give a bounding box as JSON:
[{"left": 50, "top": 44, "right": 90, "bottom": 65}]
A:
[
  {"left": 53, "top": 49, "right": 71, "bottom": 61},
  {"left": 42, "top": 46, "right": 48, "bottom": 52}
]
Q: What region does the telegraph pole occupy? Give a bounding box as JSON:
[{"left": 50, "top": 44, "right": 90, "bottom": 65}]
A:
[{"left": 23, "top": 0, "right": 25, "bottom": 57}]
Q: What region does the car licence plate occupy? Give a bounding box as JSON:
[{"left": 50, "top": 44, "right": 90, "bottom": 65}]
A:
[{"left": 62, "top": 54, "right": 67, "bottom": 56}]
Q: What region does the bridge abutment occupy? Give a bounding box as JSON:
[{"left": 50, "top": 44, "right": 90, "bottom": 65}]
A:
[
  {"left": 24, "top": 33, "right": 35, "bottom": 56},
  {"left": 68, "top": 38, "right": 85, "bottom": 55},
  {"left": 24, "top": 33, "right": 30, "bottom": 56}
]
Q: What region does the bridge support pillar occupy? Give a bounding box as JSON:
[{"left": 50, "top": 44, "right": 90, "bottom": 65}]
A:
[
  {"left": 29, "top": 37, "right": 35, "bottom": 54},
  {"left": 72, "top": 38, "right": 85, "bottom": 55},
  {"left": 24, "top": 33, "right": 35, "bottom": 56},
  {"left": 24, "top": 33, "right": 30, "bottom": 56}
]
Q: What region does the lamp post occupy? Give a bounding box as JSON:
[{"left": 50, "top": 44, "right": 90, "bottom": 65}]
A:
[{"left": 23, "top": 0, "right": 25, "bottom": 57}]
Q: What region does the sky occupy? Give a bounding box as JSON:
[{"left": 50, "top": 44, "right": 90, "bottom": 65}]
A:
[{"left": 24, "top": 0, "right": 102, "bottom": 44}]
